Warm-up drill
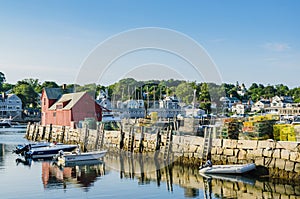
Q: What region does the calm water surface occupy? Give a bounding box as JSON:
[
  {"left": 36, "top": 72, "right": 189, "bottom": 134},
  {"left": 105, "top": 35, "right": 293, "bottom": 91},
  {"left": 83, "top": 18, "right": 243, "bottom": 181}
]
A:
[{"left": 0, "top": 129, "right": 299, "bottom": 199}]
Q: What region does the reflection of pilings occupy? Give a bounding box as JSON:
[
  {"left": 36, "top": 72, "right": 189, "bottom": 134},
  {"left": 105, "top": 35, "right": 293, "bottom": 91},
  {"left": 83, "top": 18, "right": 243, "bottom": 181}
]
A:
[
  {"left": 120, "top": 152, "right": 124, "bottom": 179},
  {"left": 128, "top": 153, "right": 135, "bottom": 179},
  {"left": 203, "top": 177, "right": 212, "bottom": 199},
  {"left": 138, "top": 154, "right": 145, "bottom": 184},
  {"left": 154, "top": 154, "right": 161, "bottom": 187},
  {"left": 164, "top": 163, "right": 173, "bottom": 192}
]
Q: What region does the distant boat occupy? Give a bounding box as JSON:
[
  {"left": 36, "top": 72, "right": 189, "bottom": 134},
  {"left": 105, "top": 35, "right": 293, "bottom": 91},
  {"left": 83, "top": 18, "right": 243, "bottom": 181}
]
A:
[
  {"left": 55, "top": 150, "right": 107, "bottom": 166},
  {"left": 0, "top": 118, "right": 12, "bottom": 128},
  {"left": 199, "top": 163, "right": 256, "bottom": 174},
  {"left": 25, "top": 144, "right": 78, "bottom": 159}
]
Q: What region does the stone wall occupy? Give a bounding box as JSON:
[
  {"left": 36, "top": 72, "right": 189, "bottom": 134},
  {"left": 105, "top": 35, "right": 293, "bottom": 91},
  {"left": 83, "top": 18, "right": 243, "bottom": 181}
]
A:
[
  {"left": 104, "top": 152, "right": 300, "bottom": 199},
  {"left": 26, "top": 123, "right": 300, "bottom": 181}
]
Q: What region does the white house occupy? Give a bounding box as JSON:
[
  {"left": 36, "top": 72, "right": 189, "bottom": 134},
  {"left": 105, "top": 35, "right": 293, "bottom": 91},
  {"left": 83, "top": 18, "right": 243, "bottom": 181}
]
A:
[
  {"left": 270, "top": 96, "right": 293, "bottom": 108},
  {"left": 220, "top": 97, "right": 240, "bottom": 109},
  {"left": 231, "top": 103, "right": 247, "bottom": 115},
  {"left": 251, "top": 99, "right": 270, "bottom": 112},
  {"left": 0, "top": 93, "right": 23, "bottom": 119}
]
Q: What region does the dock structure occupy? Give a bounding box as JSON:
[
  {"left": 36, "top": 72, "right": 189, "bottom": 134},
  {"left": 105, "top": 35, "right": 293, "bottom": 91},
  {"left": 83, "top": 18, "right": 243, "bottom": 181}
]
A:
[{"left": 26, "top": 121, "right": 300, "bottom": 182}]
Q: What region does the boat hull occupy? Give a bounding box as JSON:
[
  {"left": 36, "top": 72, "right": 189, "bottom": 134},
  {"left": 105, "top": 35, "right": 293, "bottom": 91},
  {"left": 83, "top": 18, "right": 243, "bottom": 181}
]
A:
[
  {"left": 26, "top": 145, "right": 78, "bottom": 159},
  {"left": 199, "top": 163, "right": 256, "bottom": 174},
  {"left": 64, "top": 150, "right": 107, "bottom": 162}
]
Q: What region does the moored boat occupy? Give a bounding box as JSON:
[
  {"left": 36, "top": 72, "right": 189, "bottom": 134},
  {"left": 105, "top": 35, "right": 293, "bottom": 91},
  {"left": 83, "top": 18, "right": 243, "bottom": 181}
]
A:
[
  {"left": 25, "top": 144, "right": 78, "bottom": 159},
  {"left": 199, "top": 163, "right": 256, "bottom": 174},
  {"left": 0, "top": 118, "right": 12, "bottom": 128},
  {"left": 13, "top": 142, "right": 52, "bottom": 155},
  {"left": 55, "top": 150, "right": 107, "bottom": 166}
]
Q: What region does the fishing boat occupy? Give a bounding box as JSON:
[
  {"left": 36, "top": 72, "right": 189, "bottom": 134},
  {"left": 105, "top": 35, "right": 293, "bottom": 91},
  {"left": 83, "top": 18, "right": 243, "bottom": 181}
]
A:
[
  {"left": 55, "top": 150, "right": 107, "bottom": 165},
  {"left": 25, "top": 144, "right": 78, "bottom": 159},
  {"left": 199, "top": 163, "right": 256, "bottom": 174}
]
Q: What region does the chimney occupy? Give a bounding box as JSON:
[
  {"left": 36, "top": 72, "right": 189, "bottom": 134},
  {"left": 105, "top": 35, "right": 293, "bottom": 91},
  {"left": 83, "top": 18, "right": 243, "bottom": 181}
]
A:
[
  {"left": 62, "top": 84, "right": 67, "bottom": 90},
  {"left": 2, "top": 92, "right": 6, "bottom": 100}
]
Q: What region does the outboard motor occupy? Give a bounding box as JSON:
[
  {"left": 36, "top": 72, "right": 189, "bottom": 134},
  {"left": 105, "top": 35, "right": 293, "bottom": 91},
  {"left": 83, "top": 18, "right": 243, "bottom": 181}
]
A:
[{"left": 13, "top": 144, "right": 31, "bottom": 155}]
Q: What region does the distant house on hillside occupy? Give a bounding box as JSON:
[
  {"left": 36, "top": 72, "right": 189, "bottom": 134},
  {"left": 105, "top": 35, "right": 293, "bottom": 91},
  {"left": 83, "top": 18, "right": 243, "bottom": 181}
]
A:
[
  {"left": 220, "top": 96, "right": 240, "bottom": 110},
  {"left": 251, "top": 99, "right": 270, "bottom": 112},
  {"left": 41, "top": 88, "right": 102, "bottom": 128},
  {"left": 0, "top": 93, "right": 23, "bottom": 119},
  {"left": 270, "top": 96, "right": 294, "bottom": 108}
]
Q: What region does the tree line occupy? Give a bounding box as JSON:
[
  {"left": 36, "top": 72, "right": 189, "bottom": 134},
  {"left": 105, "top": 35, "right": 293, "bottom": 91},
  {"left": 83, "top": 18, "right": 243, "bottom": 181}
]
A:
[{"left": 1, "top": 71, "right": 300, "bottom": 113}]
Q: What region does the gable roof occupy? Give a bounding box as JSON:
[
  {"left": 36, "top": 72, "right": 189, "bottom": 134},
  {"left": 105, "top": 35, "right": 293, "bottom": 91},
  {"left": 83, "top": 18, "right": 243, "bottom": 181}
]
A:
[
  {"left": 49, "top": 92, "right": 87, "bottom": 110},
  {"left": 44, "top": 88, "right": 62, "bottom": 100}
]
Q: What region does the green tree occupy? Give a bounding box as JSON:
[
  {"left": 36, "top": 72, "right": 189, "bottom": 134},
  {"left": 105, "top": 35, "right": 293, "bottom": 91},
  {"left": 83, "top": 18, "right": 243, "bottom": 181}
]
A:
[
  {"left": 35, "top": 81, "right": 59, "bottom": 93},
  {"left": 275, "top": 84, "right": 289, "bottom": 96},
  {"left": 199, "top": 83, "right": 211, "bottom": 113},
  {"left": 175, "top": 82, "right": 194, "bottom": 104},
  {"left": 1, "top": 83, "right": 13, "bottom": 92},
  {"left": 12, "top": 82, "right": 39, "bottom": 108},
  {"left": 0, "top": 72, "right": 6, "bottom": 91}
]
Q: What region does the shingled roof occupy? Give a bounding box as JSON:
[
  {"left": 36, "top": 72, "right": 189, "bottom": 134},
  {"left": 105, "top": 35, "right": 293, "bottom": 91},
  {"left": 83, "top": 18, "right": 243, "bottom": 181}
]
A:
[
  {"left": 44, "top": 88, "right": 62, "bottom": 100},
  {"left": 48, "top": 92, "right": 86, "bottom": 110}
]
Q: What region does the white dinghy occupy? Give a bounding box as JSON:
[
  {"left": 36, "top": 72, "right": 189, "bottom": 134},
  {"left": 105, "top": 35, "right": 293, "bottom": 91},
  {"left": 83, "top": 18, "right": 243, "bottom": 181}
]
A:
[
  {"left": 199, "top": 163, "right": 256, "bottom": 174},
  {"left": 55, "top": 150, "right": 107, "bottom": 165}
]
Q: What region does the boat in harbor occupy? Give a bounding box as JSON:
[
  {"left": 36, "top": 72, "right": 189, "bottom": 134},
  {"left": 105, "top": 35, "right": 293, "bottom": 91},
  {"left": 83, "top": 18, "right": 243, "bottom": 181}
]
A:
[
  {"left": 55, "top": 150, "right": 107, "bottom": 166},
  {"left": 199, "top": 163, "right": 256, "bottom": 174},
  {"left": 25, "top": 144, "right": 78, "bottom": 159},
  {"left": 0, "top": 118, "right": 12, "bottom": 128},
  {"left": 13, "top": 142, "right": 52, "bottom": 155}
]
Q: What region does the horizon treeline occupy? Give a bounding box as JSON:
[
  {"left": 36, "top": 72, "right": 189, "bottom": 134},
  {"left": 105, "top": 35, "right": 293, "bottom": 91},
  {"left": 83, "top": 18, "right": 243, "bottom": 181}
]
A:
[{"left": 1, "top": 72, "right": 300, "bottom": 112}]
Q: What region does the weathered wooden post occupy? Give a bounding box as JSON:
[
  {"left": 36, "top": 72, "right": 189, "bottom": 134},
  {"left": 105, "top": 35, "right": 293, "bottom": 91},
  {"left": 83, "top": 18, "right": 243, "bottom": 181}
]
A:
[
  {"left": 48, "top": 124, "right": 52, "bottom": 142},
  {"left": 31, "top": 123, "right": 36, "bottom": 141},
  {"left": 139, "top": 126, "right": 144, "bottom": 153},
  {"left": 61, "top": 126, "right": 65, "bottom": 143},
  {"left": 34, "top": 125, "right": 40, "bottom": 141},
  {"left": 83, "top": 122, "right": 89, "bottom": 152},
  {"left": 119, "top": 123, "right": 124, "bottom": 150},
  {"left": 25, "top": 122, "right": 31, "bottom": 139},
  {"left": 155, "top": 129, "right": 161, "bottom": 151},
  {"left": 41, "top": 126, "right": 46, "bottom": 140}
]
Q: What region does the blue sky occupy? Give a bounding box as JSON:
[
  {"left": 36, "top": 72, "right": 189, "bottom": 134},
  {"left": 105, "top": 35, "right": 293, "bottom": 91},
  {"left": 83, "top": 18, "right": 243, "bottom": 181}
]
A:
[{"left": 0, "top": 0, "right": 299, "bottom": 88}]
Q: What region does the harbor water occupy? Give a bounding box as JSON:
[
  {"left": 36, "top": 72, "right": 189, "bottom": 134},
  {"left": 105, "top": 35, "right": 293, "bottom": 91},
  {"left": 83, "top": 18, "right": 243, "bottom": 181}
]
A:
[{"left": 0, "top": 129, "right": 299, "bottom": 199}]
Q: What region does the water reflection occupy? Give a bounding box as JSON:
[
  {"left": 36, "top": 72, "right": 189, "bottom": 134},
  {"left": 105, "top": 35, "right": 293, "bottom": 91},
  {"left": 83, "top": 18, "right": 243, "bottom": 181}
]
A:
[
  {"left": 41, "top": 161, "right": 106, "bottom": 191},
  {"left": 0, "top": 143, "right": 4, "bottom": 170},
  {"left": 105, "top": 152, "right": 300, "bottom": 199}
]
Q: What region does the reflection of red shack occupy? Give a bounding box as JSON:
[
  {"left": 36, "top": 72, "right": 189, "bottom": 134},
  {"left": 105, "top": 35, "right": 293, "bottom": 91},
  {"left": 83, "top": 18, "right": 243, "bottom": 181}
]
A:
[
  {"left": 41, "top": 161, "right": 105, "bottom": 189},
  {"left": 41, "top": 162, "right": 72, "bottom": 188},
  {"left": 41, "top": 88, "right": 102, "bottom": 128}
]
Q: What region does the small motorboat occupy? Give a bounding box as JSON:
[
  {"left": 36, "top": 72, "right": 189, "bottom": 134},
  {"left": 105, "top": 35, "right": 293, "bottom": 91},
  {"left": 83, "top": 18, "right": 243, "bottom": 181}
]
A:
[
  {"left": 55, "top": 150, "right": 107, "bottom": 165},
  {"left": 199, "top": 163, "right": 256, "bottom": 174},
  {"left": 25, "top": 144, "right": 78, "bottom": 159},
  {"left": 14, "top": 142, "right": 52, "bottom": 155}
]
